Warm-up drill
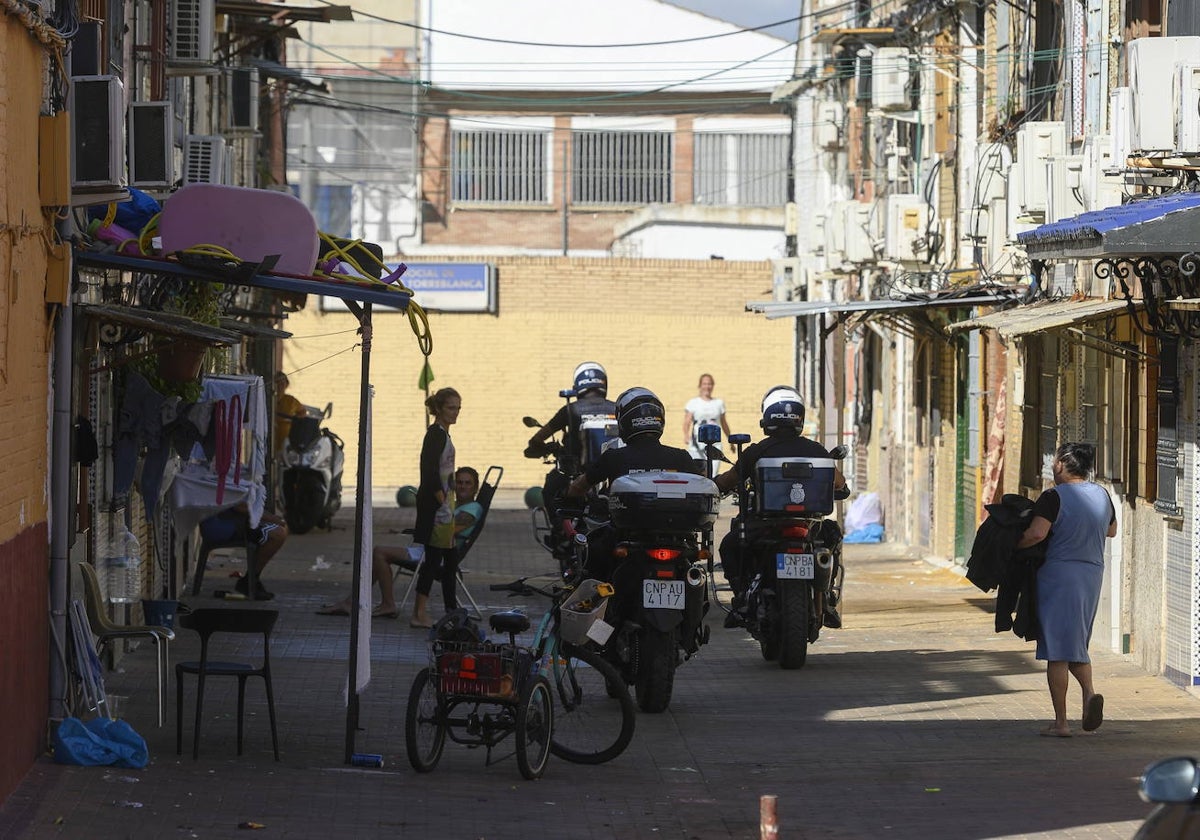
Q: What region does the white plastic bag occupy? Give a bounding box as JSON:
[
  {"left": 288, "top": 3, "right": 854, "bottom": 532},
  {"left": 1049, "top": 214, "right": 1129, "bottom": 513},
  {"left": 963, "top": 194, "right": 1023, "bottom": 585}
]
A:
[{"left": 844, "top": 491, "right": 883, "bottom": 533}]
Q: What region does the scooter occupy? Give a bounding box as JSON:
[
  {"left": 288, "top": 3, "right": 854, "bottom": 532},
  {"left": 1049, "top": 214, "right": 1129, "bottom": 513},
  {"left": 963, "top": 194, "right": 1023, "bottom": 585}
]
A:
[{"left": 280, "top": 402, "right": 344, "bottom": 534}]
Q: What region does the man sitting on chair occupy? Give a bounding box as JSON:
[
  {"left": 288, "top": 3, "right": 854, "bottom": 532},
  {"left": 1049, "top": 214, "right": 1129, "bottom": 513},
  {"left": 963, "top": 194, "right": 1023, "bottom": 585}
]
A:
[{"left": 317, "top": 467, "right": 482, "bottom": 618}]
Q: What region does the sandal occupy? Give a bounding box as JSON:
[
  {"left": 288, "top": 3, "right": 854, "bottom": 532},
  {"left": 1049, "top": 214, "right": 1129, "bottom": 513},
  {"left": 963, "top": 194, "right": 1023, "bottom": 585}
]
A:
[
  {"left": 1082, "top": 694, "right": 1104, "bottom": 732},
  {"left": 372, "top": 606, "right": 399, "bottom": 619},
  {"left": 315, "top": 604, "right": 350, "bottom": 616}
]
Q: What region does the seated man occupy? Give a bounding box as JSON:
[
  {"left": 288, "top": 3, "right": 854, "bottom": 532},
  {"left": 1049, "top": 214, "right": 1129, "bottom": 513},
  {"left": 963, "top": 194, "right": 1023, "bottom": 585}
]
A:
[
  {"left": 198, "top": 502, "right": 288, "bottom": 601},
  {"left": 317, "top": 466, "right": 482, "bottom": 618}
]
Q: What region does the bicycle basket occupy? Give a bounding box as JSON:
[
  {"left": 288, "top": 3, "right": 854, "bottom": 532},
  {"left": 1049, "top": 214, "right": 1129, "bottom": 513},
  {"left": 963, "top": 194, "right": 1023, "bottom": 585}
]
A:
[
  {"left": 558, "top": 579, "right": 612, "bottom": 646},
  {"left": 435, "top": 641, "right": 517, "bottom": 699}
]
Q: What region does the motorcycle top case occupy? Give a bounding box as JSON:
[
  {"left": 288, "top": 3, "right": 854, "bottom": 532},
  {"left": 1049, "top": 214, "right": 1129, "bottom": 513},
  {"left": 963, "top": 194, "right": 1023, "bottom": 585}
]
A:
[
  {"left": 753, "top": 457, "right": 837, "bottom": 516},
  {"left": 608, "top": 471, "right": 719, "bottom": 532}
]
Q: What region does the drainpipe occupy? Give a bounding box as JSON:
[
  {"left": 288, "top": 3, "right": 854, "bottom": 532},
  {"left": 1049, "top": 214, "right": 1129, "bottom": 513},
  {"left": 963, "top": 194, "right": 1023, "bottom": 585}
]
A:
[{"left": 48, "top": 293, "right": 74, "bottom": 720}]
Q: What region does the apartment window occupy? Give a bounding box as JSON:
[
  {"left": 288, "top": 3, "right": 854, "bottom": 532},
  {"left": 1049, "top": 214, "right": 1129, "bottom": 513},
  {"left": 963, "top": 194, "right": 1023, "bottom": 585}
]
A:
[
  {"left": 572, "top": 130, "right": 672, "bottom": 205},
  {"left": 1020, "top": 336, "right": 1061, "bottom": 488},
  {"left": 694, "top": 133, "right": 788, "bottom": 206},
  {"left": 452, "top": 129, "right": 548, "bottom": 204}
]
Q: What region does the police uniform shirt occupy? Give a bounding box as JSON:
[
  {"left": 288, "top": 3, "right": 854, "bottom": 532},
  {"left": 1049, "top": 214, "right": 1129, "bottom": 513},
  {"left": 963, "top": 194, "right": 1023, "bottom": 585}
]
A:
[
  {"left": 544, "top": 395, "right": 617, "bottom": 466},
  {"left": 584, "top": 437, "right": 700, "bottom": 486},
  {"left": 734, "top": 429, "right": 832, "bottom": 482}
]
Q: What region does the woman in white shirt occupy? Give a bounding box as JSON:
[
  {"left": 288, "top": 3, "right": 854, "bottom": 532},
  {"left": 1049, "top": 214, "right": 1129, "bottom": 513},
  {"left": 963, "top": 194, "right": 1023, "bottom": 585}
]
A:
[{"left": 682, "top": 373, "right": 732, "bottom": 474}]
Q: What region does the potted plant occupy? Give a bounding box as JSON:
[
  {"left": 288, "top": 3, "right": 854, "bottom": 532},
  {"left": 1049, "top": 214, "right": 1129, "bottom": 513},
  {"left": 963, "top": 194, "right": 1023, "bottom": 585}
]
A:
[{"left": 134, "top": 278, "right": 228, "bottom": 402}]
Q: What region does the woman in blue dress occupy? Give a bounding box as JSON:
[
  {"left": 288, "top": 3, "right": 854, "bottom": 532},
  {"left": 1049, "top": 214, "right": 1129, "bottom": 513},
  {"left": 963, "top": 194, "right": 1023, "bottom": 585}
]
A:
[{"left": 1017, "top": 443, "right": 1117, "bottom": 737}]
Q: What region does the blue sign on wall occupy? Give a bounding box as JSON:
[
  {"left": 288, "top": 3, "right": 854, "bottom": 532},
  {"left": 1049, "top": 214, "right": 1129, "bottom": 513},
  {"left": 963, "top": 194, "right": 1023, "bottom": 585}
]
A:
[{"left": 321, "top": 263, "right": 495, "bottom": 313}]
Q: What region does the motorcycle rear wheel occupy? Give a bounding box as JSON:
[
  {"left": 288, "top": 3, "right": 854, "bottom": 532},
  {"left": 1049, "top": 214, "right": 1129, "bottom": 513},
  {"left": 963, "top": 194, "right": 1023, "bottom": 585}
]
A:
[
  {"left": 634, "top": 629, "right": 677, "bottom": 713},
  {"left": 285, "top": 511, "right": 315, "bottom": 535},
  {"left": 777, "top": 580, "right": 811, "bottom": 670}
]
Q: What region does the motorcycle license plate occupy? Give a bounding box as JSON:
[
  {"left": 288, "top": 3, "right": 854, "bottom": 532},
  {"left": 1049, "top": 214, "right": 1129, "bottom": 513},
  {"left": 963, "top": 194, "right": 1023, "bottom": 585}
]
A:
[
  {"left": 776, "top": 553, "right": 815, "bottom": 580},
  {"left": 643, "top": 579, "right": 686, "bottom": 610}
]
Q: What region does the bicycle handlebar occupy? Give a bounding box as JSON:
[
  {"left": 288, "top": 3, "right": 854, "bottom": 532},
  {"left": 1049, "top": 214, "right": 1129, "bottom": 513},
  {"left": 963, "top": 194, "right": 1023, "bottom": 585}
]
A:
[{"left": 489, "top": 576, "right": 560, "bottom": 598}]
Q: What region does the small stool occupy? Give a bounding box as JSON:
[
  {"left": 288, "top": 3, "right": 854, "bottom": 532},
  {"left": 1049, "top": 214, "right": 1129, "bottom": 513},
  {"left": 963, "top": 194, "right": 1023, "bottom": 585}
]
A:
[{"left": 192, "top": 535, "right": 258, "bottom": 596}]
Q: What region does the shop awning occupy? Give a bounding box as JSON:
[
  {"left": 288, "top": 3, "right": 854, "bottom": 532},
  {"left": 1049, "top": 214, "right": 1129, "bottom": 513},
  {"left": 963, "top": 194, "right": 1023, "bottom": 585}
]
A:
[
  {"left": 74, "top": 250, "right": 411, "bottom": 310},
  {"left": 1017, "top": 193, "right": 1200, "bottom": 260},
  {"left": 78, "top": 303, "right": 242, "bottom": 345},
  {"left": 745, "top": 293, "right": 1013, "bottom": 321},
  {"left": 945, "top": 298, "right": 1136, "bottom": 337}
]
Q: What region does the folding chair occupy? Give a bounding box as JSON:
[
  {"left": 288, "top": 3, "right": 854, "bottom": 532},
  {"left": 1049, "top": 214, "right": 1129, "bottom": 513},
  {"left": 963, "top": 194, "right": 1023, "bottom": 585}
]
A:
[{"left": 395, "top": 465, "right": 502, "bottom": 619}]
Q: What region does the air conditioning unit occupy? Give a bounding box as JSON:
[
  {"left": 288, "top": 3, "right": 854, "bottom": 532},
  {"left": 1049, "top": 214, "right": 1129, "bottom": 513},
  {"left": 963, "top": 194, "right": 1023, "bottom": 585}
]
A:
[
  {"left": 1109, "top": 86, "right": 1132, "bottom": 166},
  {"left": 71, "top": 19, "right": 103, "bottom": 76},
  {"left": 883, "top": 193, "right": 929, "bottom": 263},
  {"left": 1045, "top": 155, "right": 1085, "bottom": 223},
  {"left": 169, "top": 0, "right": 215, "bottom": 64},
  {"left": 128, "top": 101, "right": 174, "bottom": 187},
  {"left": 972, "top": 143, "right": 1012, "bottom": 208},
  {"left": 985, "top": 196, "right": 1009, "bottom": 269},
  {"left": 71, "top": 75, "right": 126, "bottom": 189},
  {"left": 1128, "top": 36, "right": 1200, "bottom": 152},
  {"left": 1082, "top": 135, "right": 1123, "bottom": 212},
  {"left": 1175, "top": 64, "right": 1200, "bottom": 154},
  {"left": 1015, "top": 121, "right": 1065, "bottom": 218},
  {"left": 843, "top": 201, "right": 876, "bottom": 263},
  {"left": 182, "top": 134, "right": 226, "bottom": 184},
  {"left": 225, "top": 66, "right": 260, "bottom": 132},
  {"left": 815, "top": 100, "right": 843, "bottom": 149},
  {"left": 1006, "top": 161, "right": 1036, "bottom": 235},
  {"left": 872, "top": 47, "right": 912, "bottom": 111},
  {"left": 809, "top": 212, "right": 827, "bottom": 257}
]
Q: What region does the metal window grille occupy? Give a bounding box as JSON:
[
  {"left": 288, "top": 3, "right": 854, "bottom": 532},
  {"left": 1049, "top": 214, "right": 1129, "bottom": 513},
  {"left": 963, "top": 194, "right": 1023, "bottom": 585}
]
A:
[
  {"left": 572, "top": 130, "right": 672, "bottom": 205},
  {"left": 1156, "top": 338, "right": 1181, "bottom": 514},
  {"left": 451, "top": 130, "right": 548, "bottom": 204},
  {"left": 694, "top": 133, "right": 788, "bottom": 206}
]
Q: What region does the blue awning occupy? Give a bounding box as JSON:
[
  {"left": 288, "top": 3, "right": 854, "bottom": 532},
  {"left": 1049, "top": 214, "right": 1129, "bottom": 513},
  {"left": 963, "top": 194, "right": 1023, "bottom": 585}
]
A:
[{"left": 1018, "top": 193, "right": 1200, "bottom": 260}]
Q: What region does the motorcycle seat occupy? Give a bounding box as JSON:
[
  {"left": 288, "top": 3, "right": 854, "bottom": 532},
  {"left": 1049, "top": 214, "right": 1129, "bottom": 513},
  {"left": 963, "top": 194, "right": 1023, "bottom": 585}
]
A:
[{"left": 489, "top": 610, "right": 531, "bottom": 635}]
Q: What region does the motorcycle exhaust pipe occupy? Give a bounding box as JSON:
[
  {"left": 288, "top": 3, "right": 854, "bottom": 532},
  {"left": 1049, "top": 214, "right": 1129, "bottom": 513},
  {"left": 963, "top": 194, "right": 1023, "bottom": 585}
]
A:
[
  {"left": 814, "top": 551, "right": 834, "bottom": 591},
  {"left": 686, "top": 564, "right": 706, "bottom": 587}
]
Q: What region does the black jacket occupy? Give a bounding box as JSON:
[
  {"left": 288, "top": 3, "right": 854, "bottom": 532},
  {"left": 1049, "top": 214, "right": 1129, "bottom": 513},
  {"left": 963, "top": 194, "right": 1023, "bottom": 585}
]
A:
[{"left": 965, "top": 494, "right": 1046, "bottom": 642}]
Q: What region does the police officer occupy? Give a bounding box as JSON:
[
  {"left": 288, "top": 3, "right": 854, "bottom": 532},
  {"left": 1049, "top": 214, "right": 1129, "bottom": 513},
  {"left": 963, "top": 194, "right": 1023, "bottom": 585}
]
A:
[
  {"left": 714, "top": 386, "right": 848, "bottom": 628},
  {"left": 567, "top": 387, "right": 700, "bottom": 578},
  {"left": 527, "top": 362, "right": 617, "bottom": 475}
]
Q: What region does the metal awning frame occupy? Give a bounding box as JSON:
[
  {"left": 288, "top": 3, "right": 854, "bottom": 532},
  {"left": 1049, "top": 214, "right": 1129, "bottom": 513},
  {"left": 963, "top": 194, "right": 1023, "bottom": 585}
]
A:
[{"left": 945, "top": 297, "right": 1137, "bottom": 338}]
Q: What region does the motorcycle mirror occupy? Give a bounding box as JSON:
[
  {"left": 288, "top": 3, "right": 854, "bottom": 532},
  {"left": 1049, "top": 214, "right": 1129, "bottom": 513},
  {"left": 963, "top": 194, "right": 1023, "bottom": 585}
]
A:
[
  {"left": 522, "top": 416, "right": 542, "bottom": 428},
  {"left": 729, "top": 433, "right": 752, "bottom": 445},
  {"left": 704, "top": 443, "right": 731, "bottom": 464},
  {"left": 829, "top": 444, "right": 849, "bottom": 460},
  {"left": 559, "top": 388, "right": 577, "bottom": 399},
  {"left": 323, "top": 402, "right": 333, "bottom": 419}
]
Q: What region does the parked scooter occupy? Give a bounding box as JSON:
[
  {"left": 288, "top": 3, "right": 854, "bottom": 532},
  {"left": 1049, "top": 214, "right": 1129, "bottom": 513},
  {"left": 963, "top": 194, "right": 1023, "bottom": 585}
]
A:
[
  {"left": 280, "top": 402, "right": 344, "bottom": 534},
  {"left": 722, "top": 434, "right": 850, "bottom": 669}
]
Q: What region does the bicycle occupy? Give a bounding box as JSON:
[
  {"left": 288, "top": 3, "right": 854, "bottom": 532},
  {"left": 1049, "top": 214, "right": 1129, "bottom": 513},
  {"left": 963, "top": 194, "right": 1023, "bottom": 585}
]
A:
[
  {"left": 404, "top": 607, "right": 553, "bottom": 779},
  {"left": 490, "top": 575, "right": 637, "bottom": 765}
]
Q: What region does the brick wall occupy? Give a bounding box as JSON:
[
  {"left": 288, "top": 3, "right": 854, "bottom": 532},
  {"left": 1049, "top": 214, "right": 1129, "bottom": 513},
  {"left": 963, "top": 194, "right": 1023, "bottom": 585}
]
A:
[
  {"left": 0, "top": 21, "right": 54, "bottom": 803},
  {"left": 283, "top": 257, "right": 793, "bottom": 494}
]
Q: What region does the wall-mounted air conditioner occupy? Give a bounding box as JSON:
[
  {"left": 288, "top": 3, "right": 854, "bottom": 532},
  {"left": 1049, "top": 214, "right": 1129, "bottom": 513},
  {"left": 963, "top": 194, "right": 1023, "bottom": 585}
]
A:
[
  {"left": 71, "top": 19, "right": 103, "bottom": 76},
  {"left": 71, "top": 75, "right": 126, "bottom": 189},
  {"left": 1128, "top": 36, "right": 1200, "bottom": 152},
  {"left": 169, "top": 0, "right": 215, "bottom": 64},
  {"left": 224, "top": 66, "right": 260, "bottom": 132},
  {"left": 129, "top": 101, "right": 174, "bottom": 187},
  {"left": 972, "top": 143, "right": 1012, "bottom": 208},
  {"left": 1015, "top": 121, "right": 1065, "bottom": 218},
  {"left": 872, "top": 47, "right": 912, "bottom": 111},
  {"left": 1109, "top": 86, "right": 1132, "bottom": 166},
  {"left": 1045, "top": 155, "right": 1085, "bottom": 224},
  {"left": 843, "top": 201, "right": 876, "bottom": 263},
  {"left": 815, "top": 100, "right": 843, "bottom": 149},
  {"left": 985, "top": 196, "right": 1009, "bottom": 269},
  {"left": 183, "top": 134, "right": 226, "bottom": 184},
  {"left": 1082, "top": 135, "right": 1123, "bottom": 212},
  {"left": 809, "top": 212, "right": 826, "bottom": 257},
  {"left": 883, "top": 193, "right": 929, "bottom": 263},
  {"left": 1175, "top": 64, "right": 1200, "bottom": 154}
]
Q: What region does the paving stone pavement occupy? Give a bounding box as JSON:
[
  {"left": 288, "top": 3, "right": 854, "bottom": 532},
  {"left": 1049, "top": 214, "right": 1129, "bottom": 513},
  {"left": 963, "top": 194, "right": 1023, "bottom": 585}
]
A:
[{"left": 2, "top": 495, "right": 1198, "bottom": 839}]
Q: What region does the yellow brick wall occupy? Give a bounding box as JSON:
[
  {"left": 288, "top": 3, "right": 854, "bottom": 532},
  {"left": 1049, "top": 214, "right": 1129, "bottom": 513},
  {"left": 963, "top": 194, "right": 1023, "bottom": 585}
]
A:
[
  {"left": 0, "top": 22, "right": 51, "bottom": 545},
  {"left": 282, "top": 257, "right": 793, "bottom": 494}
]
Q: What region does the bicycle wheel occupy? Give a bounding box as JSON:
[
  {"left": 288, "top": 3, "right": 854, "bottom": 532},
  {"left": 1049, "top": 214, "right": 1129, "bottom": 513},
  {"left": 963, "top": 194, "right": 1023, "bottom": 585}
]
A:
[
  {"left": 515, "top": 675, "right": 553, "bottom": 780},
  {"left": 405, "top": 667, "right": 445, "bottom": 772},
  {"left": 549, "top": 642, "right": 636, "bottom": 765}
]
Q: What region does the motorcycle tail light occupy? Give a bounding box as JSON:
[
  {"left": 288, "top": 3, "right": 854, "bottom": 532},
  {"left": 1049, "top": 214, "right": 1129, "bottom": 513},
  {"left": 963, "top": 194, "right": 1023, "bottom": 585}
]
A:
[
  {"left": 647, "top": 548, "right": 682, "bottom": 562},
  {"left": 781, "top": 525, "right": 809, "bottom": 539},
  {"left": 655, "top": 569, "right": 675, "bottom": 579}
]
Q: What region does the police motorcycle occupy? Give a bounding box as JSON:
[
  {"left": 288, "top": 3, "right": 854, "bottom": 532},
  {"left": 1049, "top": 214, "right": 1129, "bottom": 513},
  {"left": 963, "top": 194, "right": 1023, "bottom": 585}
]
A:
[
  {"left": 524, "top": 364, "right": 617, "bottom": 574},
  {"left": 280, "top": 402, "right": 345, "bottom": 534},
  {"left": 586, "top": 389, "right": 718, "bottom": 713},
  {"left": 722, "top": 422, "right": 850, "bottom": 670}
]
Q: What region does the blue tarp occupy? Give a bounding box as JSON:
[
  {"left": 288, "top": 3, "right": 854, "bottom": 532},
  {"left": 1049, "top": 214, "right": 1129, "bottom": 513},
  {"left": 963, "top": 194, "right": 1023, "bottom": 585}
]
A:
[{"left": 1018, "top": 192, "right": 1200, "bottom": 247}]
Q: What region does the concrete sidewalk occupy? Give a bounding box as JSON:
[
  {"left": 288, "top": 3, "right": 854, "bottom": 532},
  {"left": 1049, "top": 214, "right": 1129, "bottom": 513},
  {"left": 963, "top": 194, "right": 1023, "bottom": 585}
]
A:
[{"left": 2, "top": 503, "right": 1197, "bottom": 839}]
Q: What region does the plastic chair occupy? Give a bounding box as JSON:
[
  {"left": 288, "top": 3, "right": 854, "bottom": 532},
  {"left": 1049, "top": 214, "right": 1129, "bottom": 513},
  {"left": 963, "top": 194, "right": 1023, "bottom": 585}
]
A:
[
  {"left": 395, "top": 465, "right": 502, "bottom": 619},
  {"left": 175, "top": 607, "right": 280, "bottom": 760},
  {"left": 191, "top": 523, "right": 258, "bottom": 596},
  {"left": 77, "top": 562, "right": 174, "bottom": 726}
]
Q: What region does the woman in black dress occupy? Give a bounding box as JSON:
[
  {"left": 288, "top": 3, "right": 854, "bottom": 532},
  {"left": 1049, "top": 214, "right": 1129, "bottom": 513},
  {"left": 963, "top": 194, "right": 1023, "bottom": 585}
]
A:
[{"left": 411, "top": 387, "right": 462, "bottom": 628}]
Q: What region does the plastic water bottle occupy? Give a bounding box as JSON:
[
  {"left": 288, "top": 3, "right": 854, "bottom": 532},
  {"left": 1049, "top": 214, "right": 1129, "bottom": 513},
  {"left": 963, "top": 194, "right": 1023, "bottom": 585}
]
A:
[{"left": 105, "top": 528, "right": 142, "bottom": 603}]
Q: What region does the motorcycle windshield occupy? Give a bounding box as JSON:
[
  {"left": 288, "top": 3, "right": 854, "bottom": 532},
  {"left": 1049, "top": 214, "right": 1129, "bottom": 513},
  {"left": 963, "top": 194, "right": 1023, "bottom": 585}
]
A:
[{"left": 288, "top": 416, "right": 322, "bottom": 450}]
